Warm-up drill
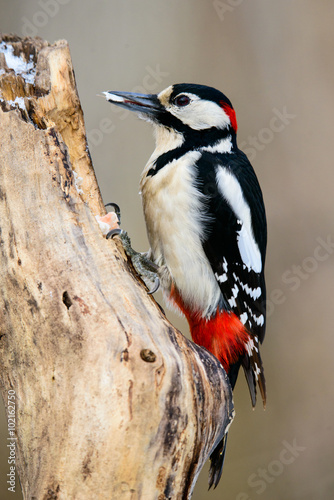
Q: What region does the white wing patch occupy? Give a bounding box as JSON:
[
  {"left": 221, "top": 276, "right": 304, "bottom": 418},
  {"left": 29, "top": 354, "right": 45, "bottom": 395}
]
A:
[
  {"left": 240, "top": 312, "right": 248, "bottom": 325},
  {"left": 216, "top": 166, "right": 262, "bottom": 273},
  {"left": 215, "top": 272, "right": 227, "bottom": 283},
  {"left": 243, "top": 302, "right": 265, "bottom": 327},
  {"left": 232, "top": 273, "right": 262, "bottom": 299},
  {"left": 214, "top": 257, "right": 228, "bottom": 283},
  {"left": 228, "top": 284, "right": 239, "bottom": 308}
]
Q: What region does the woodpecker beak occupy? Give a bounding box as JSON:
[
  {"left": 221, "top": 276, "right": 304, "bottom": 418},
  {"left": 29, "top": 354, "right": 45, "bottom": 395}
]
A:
[{"left": 103, "top": 91, "right": 161, "bottom": 119}]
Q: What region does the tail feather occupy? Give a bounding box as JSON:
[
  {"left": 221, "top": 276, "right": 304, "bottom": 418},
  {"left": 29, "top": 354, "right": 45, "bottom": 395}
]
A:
[
  {"left": 242, "top": 355, "right": 257, "bottom": 407},
  {"left": 208, "top": 433, "right": 228, "bottom": 490},
  {"left": 242, "top": 334, "right": 266, "bottom": 407},
  {"left": 208, "top": 335, "right": 266, "bottom": 489}
]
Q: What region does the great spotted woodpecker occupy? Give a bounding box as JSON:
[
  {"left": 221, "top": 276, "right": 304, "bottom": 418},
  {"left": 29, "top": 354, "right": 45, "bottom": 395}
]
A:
[{"left": 104, "top": 84, "right": 267, "bottom": 488}]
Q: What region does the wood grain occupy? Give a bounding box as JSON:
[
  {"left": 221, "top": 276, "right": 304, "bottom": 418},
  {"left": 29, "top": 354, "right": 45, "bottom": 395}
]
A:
[{"left": 0, "top": 35, "right": 233, "bottom": 499}]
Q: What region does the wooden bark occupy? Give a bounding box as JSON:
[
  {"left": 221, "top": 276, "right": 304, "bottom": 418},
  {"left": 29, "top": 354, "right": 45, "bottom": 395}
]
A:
[{"left": 0, "top": 35, "right": 234, "bottom": 500}]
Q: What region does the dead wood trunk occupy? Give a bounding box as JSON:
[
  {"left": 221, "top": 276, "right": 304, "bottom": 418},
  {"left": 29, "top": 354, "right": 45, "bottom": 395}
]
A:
[{"left": 0, "top": 35, "right": 234, "bottom": 500}]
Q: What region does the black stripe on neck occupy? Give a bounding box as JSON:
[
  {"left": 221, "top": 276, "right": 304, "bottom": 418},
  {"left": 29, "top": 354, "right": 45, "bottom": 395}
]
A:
[{"left": 147, "top": 126, "right": 235, "bottom": 177}]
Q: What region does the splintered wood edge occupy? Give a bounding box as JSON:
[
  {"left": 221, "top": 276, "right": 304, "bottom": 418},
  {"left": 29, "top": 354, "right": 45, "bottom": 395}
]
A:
[{"left": 0, "top": 34, "right": 105, "bottom": 217}]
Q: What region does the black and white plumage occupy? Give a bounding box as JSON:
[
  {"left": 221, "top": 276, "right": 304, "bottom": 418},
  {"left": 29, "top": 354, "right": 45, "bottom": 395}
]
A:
[{"left": 104, "top": 83, "right": 267, "bottom": 488}]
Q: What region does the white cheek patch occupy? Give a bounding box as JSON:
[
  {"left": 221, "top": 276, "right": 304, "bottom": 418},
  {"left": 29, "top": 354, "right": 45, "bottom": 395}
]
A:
[
  {"left": 216, "top": 167, "right": 262, "bottom": 273},
  {"left": 167, "top": 94, "right": 231, "bottom": 130}
]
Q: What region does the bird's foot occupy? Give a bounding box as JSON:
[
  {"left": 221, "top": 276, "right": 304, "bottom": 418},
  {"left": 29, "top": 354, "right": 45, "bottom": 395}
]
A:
[{"left": 107, "top": 228, "right": 160, "bottom": 294}]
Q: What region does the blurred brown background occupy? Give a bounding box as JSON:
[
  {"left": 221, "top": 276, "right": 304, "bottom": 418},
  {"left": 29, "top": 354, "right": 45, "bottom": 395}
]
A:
[{"left": 1, "top": 1, "right": 333, "bottom": 498}]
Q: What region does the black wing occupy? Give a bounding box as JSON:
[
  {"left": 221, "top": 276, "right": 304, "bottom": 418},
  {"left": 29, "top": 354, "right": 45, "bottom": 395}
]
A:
[{"left": 196, "top": 150, "right": 267, "bottom": 344}]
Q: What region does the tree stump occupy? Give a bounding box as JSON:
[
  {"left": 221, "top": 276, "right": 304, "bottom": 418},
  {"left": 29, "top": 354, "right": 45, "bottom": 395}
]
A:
[{"left": 0, "top": 35, "right": 234, "bottom": 500}]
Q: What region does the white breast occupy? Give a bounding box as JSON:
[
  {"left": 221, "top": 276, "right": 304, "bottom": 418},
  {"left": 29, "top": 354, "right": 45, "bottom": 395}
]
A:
[{"left": 140, "top": 150, "right": 221, "bottom": 317}]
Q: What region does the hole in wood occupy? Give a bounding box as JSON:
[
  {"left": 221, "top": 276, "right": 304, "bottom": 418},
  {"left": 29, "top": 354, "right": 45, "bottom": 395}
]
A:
[
  {"left": 62, "top": 291, "right": 72, "bottom": 309},
  {"left": 140, "top": 349, "right": 156, "bottom": 363}
]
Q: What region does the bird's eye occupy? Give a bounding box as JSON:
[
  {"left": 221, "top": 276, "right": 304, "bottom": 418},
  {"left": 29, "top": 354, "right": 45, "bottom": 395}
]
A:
[{"left": 174, "top": 94, "right": 190, "bottom": 107}]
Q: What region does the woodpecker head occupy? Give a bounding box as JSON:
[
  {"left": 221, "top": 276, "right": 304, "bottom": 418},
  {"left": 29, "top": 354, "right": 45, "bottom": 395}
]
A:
[{"left": 104, "top": 84, "right": 238, "bottom": 151}]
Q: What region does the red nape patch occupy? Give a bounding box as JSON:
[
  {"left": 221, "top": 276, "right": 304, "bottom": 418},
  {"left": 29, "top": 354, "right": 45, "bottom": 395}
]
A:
[
  {"left": 170, "top": 285, "right": 248, "bottom": 372},
  {"left": 220, "top": 101, "right": 238, "bottom": 132}
]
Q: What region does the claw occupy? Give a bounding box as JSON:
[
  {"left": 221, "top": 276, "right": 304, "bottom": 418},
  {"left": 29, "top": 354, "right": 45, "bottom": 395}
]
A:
[
  {"left": 148, "top": 276, "right": 160, "bottom": 294},
  {"left": 106, "top": 228, "right": 122, "bottom": 239},
  {"left": 106, "top": 227, "right": 159, "bottom": 296},
  {"left": 105, "top": 202, "right": 121, "bottom": 223}
]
